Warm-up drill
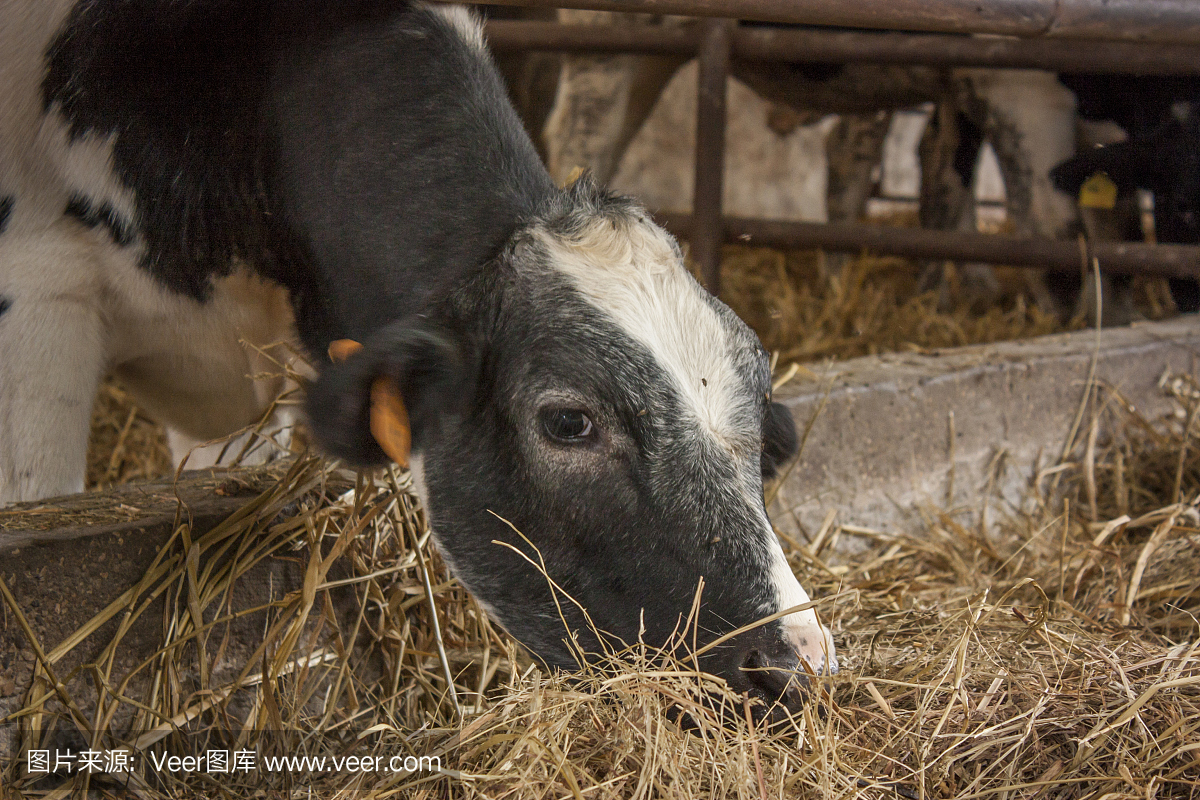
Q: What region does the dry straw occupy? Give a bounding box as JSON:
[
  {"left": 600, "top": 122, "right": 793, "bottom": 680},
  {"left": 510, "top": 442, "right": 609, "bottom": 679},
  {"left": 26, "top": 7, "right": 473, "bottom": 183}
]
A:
[
  {"left": 2, "top": 251, "right": 1197, "bottom": 798},
  {"left": 85, "top": 379, "right": 173, "bottom": 491}
]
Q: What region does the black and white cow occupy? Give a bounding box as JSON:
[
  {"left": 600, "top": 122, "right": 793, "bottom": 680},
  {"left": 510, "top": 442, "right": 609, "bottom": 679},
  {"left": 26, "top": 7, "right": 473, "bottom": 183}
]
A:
[
  {"left": 0, "top": 2, "right": 835, "bottom": 711},
  {"left": 1050, "top": 76, "right": 1200, "bottom": 315}
]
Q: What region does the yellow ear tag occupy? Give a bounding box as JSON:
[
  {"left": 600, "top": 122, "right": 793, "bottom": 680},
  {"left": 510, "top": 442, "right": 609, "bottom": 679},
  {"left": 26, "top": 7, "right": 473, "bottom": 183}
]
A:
[
  {"left": 1079, "top": 172, "right": 1118, "bottom": 210},
  {"left": 327, "top": 338, "right": 412, "bottom": 468}
]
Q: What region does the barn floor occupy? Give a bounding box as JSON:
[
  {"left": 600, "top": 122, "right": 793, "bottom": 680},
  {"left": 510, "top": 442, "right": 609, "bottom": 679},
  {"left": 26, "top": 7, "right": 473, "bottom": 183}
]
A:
[{"left": 2, "top": 251, "right": 1198, "bottom": 798}]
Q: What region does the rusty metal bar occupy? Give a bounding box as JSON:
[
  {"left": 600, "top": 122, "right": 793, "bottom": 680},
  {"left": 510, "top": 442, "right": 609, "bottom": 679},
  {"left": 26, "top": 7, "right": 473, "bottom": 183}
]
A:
[
  {"left": 463, "top": 0, "right": 1200, "bottom": 45},
  {"left": 657, "top": 213, "right": 1200, "bottom": 279},
  {"left": 692, "top": 18, "right": 732, "bottom": 296},
  {"left": 1053, "top": 0, "right": 1200, "bottom": 44},
  {"left": 485, "top": 20, "right": 1200, "bottom": 76},
  {"left": 730, "top": 27, "right": 1200, "bottom": 75}
]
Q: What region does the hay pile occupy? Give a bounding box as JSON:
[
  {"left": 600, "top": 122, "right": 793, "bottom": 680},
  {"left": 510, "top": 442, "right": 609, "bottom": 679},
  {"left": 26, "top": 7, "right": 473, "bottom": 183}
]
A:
[
  {"left": 715, "top": 246, "right": 1178, "bottom": 364},
  {"left": 717, "top": 249, "right": 1062, "bottom": 362},
  {"left": 85, "top": 379, "right": 172, "bottom": 491},
  {"left": 5, "top": 371, "right": 1199, "bottom": 797},
  {"left": 3, "top": 251, "right": 1195, "bottom": 798}
]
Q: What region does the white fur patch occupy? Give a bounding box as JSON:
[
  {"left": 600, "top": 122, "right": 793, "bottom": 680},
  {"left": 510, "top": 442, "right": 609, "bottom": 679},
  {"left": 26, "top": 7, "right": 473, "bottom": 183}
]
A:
[
  {"left": 425, "top": 3, "right": 486, "bottom": 54},
  {"left": 745, "top": 490, "right": 837, "bottom": 673},
  {"left": 167, "top": 403, "right": 299, "bottom": 471},
  {"left": 0, "top": 223, "right": 108, "bottom": 503},
  {"left": 0, "top": 217, "right": 300, "bottom": 504},
  {"left": 0, "top": 2, "right": 87, "bottom": 231},
  {"left": 960, "top": 69, "right": 1078, "bottom": 239},
  {"left": 536, "top": 216, "right": 754, "bottom": 453},
  {"left": 768, "top": 540, "right": 838, "bottom": 674}
]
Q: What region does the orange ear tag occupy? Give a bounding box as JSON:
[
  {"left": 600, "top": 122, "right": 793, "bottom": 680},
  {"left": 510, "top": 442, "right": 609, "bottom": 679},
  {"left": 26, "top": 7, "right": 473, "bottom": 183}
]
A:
[
  {"left": 327, "top": 338, "right": 412, "bottom": 468},
  {"left": 369, "top": 377, "right": 411, "bottom": 468},
  {"left": 328, "top": 338, "right": 364, "bottom": 362}
]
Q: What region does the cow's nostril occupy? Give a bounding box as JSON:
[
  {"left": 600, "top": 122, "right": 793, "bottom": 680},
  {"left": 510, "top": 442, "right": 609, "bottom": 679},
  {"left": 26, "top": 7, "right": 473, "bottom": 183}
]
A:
[{"left": 740, "top": 648, "right": 806, "bottom": 717}]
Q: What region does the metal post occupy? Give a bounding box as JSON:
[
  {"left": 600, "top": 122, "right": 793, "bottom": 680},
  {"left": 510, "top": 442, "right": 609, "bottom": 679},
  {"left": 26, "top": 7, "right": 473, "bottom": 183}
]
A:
[{"left": 692, "top": 18, "right": 732, "bottom": 296}]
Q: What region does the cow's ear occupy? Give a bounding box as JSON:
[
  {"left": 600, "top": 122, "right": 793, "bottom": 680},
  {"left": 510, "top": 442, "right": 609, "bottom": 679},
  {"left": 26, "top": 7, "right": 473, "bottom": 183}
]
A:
[
  {"left": 305, "top": 323, "right": 474, "bottom": 467},
  {"left": 761, "top": 401, "right": 798, "bottom": 480},
  {"left": 1050, "top": 141, "right": 1141, "bottom": 197}
]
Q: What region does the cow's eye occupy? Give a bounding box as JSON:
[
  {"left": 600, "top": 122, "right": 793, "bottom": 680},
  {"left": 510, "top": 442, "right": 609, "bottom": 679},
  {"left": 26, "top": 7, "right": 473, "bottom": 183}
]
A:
[{"left": 542, "top": 409, "right": 595, "bottom": 443}]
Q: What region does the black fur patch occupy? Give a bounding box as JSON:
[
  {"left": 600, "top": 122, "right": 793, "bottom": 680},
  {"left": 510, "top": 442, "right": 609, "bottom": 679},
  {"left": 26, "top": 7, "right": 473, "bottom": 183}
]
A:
[
  {"left": 761, "top": 401, "right": 798, "bottom": 480},
  {"left": 43, "top": 2, "right": 553, "bottom": 354},
  {"left": 43, "top": 1, "right": 296, "bottom": 302},
  {"left": 0, "top": 296, "right": 10, "bottom": 319},
  {"left": 1060, "top": 74, "right": 1200, "bottom": 138},
  {"left": 0, "top": 195, "right": 13, "bottom": 235},
  {"left": 952, "top": 111, "right": 985, "bottom": 190},
  {"left": 65, "top": 194, "right": 134, "bottom": 247},
  {"left": 264, "top": 3, "right": 554, "bottom": 351}
]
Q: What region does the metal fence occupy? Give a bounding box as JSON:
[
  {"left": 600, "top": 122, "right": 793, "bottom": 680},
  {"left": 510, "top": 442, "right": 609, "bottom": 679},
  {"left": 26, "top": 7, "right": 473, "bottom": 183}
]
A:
[{"left": 459, "top": 0, "right": 1200, "bottom": 293}]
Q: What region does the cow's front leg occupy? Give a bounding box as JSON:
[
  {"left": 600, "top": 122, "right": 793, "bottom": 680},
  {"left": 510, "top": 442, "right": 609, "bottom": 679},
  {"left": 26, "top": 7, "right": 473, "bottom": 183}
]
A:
[
  {"left": 0, "top": 228, "right": 106, "bottom": 504},
  {"left": 163, "top": 404, "right": 299, "bottom": 471}
]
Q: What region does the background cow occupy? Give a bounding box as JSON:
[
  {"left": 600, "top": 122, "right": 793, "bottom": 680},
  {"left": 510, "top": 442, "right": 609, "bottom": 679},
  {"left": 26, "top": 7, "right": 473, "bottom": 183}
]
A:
[
  {"left": 1050, "top": 77, "right": 1200, "bottom": 318},
  {"left": 0, "top": 1, "right": 834, "bottom": 715}
]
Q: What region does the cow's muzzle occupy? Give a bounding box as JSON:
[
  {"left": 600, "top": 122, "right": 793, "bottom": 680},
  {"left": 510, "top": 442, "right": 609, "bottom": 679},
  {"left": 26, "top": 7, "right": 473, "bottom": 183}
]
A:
[{"left": 718, "top": 624, "right": 832, "bottom": 722}]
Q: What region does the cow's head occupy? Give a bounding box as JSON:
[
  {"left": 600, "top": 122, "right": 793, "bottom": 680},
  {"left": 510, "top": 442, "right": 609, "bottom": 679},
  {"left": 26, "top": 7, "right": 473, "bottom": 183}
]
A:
[
  {"left": 1050, "top": 111, "right": 1200, "bottom": 245},
  {"left": 307, "top": 178, "right": 835, "bottom": 715}
]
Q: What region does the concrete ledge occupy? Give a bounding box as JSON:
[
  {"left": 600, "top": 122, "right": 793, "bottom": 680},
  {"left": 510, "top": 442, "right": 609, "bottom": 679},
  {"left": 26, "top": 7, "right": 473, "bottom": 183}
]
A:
[{"left": 770, "top": 315, "right": 1200, "bottom": 548}]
